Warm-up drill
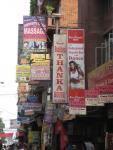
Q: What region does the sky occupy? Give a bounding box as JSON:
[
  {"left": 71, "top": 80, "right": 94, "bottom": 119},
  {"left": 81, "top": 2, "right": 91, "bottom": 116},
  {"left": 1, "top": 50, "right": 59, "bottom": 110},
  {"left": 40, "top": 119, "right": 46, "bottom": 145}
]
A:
[{"left": 0, "top": 0, "right": 30, "bottom": 128}]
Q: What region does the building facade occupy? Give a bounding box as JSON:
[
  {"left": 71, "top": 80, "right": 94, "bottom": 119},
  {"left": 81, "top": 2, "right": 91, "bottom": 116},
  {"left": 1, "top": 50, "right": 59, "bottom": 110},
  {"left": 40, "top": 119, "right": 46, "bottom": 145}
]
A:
[{"left": 16, "top": 0, "right": 113, "bottom": 150}]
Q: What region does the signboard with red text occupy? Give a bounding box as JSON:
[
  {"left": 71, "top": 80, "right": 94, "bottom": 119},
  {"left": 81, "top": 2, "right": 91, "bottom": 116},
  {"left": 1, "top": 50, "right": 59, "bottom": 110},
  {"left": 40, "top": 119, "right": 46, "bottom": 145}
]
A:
[
  {"left": 23, "top": 16, "right": 47, "bottom": 53},
  {"left": 88, "top": 60, "right": 113, "bottom": 88},
  {"left": 67, "top": 29, "right": 85, "bottom": 114},
  {"left": 53, "top": 34, "right": 67, "bottom": 103},
  {"left": 69, "top": 89, "right": 86, "bottom": 115},
  {"left": 85, "top": 89, "right": 104, "bottom": 106},
  {"left": 96, "top": 85, "right": 113, "bottom": 103}
]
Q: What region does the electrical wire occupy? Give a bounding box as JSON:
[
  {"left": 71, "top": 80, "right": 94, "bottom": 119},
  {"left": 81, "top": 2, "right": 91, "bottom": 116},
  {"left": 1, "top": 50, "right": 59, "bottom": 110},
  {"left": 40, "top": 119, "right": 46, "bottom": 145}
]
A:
[
  {"left": 0, "top": 93, "right": 17, "bottom": 96},
  {"left": 0, "top": 108, "right": 17, "bottom": 116}
]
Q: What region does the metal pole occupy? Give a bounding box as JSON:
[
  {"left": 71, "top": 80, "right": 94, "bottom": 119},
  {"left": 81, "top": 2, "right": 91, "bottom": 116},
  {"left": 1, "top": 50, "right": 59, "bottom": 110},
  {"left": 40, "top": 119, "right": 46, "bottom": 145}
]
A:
[{"left": 55, "top": 18, "right": 59, "bottom": 34}]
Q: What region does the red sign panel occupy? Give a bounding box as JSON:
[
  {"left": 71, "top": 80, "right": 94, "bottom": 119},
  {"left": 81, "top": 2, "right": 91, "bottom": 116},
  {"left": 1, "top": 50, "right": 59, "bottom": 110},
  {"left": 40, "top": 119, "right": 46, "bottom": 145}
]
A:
[
  {"left": 68, "top": 29, "right": 84, "bottom": 44},
  {"left": 67, "top": 29, "right": 85, "bottom": 115}
]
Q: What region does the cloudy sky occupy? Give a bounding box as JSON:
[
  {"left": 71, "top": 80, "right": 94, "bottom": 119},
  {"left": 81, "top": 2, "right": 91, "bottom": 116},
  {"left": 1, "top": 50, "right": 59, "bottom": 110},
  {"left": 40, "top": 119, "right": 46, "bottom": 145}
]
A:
[{"left": 0, "top": 0, "right": 30, "bottom": 128}]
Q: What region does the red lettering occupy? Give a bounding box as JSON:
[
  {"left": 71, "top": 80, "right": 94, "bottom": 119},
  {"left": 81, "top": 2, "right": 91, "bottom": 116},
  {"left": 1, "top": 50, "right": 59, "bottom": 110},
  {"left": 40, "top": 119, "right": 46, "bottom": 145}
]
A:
[
  {"left": 57, "top": 66, "right": 63, "bottom": 72},
  {"left": 57, "top": 54, "right": 63, "bottom": 59},
  {"left": 55, "top": 46, "right": 65, "bottom": 52},
  {"left": 57, "top": 79, "right": 63, "bottom": 84},
  {"left": 57, "top": 73, "right": 63, "bottom": 78},
  {"left": 56, "top": 85, "right": 63, "bottom": 91},
  {"left": 57, "top": 60, "right": 63, "bottom": 65}
]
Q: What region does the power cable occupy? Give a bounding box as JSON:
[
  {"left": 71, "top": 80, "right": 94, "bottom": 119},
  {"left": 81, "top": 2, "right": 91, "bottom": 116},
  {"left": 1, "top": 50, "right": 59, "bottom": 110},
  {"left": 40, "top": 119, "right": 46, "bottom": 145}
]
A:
[
  {"left": 0, "top": 108, "right": 17, "bottom": 116},
  {"left": 0, "top": 93, "right": 17, "bottom": 95}
]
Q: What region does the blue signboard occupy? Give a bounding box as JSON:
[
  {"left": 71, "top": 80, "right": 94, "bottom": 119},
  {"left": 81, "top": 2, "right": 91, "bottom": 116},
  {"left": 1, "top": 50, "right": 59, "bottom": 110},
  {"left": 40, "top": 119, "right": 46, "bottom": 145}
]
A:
[{"left": 27, "top": 95, "right": 38, "bottom": 103}]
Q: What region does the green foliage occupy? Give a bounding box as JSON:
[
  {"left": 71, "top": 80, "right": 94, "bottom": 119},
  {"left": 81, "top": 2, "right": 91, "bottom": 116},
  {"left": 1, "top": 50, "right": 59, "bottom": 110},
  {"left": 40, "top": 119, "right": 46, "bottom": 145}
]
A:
[
  {"left": 45, "top": 3, "right": 54, "bottom": 14},
  {"left": 30, "top": 0, "right": 37, "bottom": 15},
  {"left": 44, "top": 1, "right": 54, "bottom": 14}
]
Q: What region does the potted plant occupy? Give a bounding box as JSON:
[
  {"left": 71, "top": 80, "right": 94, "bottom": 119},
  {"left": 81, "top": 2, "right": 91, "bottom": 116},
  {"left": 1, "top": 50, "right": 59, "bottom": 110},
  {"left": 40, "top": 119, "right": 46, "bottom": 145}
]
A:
[{"left": 45, "top": 3, "right": 54, "bottom": 15}]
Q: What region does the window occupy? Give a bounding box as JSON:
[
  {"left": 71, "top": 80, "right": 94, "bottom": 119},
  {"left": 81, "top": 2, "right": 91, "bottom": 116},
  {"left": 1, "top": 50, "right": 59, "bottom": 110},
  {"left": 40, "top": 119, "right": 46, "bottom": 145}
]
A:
[
  {"left": 95, "top": 32, "right": 113, "bottom": 67},
  {"left": 95, "top": 46, "right": 108, "bottom": 67},
  {"left": 104, "top": 0, "right": 113, "bottom": 14}
]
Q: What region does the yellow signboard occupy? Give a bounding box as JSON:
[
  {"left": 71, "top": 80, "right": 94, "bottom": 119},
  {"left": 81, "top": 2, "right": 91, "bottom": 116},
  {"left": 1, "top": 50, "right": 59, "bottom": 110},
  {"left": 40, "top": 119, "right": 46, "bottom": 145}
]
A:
[
  {"left": 16, "top": 65, "right": 31, "bottom": 82},
  {"left": 31, "top": 54, "right": 50, "bottom": 63}
]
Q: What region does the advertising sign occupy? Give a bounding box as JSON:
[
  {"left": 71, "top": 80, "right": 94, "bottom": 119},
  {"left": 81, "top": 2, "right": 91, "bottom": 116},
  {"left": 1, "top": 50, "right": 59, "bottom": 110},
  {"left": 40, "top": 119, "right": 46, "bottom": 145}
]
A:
[
  {"left": 16, "top": 65, "right": 31, "bottom": 82},
  {"left": 27, "top": 95, "right": 38, "bottom": 103},
  {"left": 85, "top": 89, "right": 104, "bottom": 106},
  {"left": 99, "top": 94, "right": 113, "bottom": 103},
  {"left": 30, "top": 63, "right": 50, "bottom": 81},
  {"left": 31, "top": 54, "right": 49, "bottom": 63},
  {"left": 67, "top": 29, "right": 85, "bottom": 114},
  {"left": 69, "top": 89, "right": 86, "bottom": 115},
  {"left": 96, "top": 85, "right": 113, "bottom": 103},
  {"left": 30, "top": 54, "right": 50, "bottom": 80},
  {"left": 53, "top": 34, "right": 67, "bottom": 103},
  {"left": 67, "top": 29, "right": 85, "bottom": 89},
  {"left": 44, "top": 102, "right": 55, "bottom": 123},
  {"left": 23, "top": 16, "right": 47, "bottom": 53},
  {"left": 96, "top": 85, "right": 113, "bottom": 94},
  {"left": 88, "top": 60, "right": 113, "bottom": 88}
]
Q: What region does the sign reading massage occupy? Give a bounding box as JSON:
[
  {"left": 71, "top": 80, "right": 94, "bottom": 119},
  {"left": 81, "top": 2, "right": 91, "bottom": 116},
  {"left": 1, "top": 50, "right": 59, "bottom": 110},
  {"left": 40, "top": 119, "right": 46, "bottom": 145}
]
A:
[
  {"left": 53, "top": 34, "right": 67, "bottom": 103},
  {"left": 23, "top": 16, "right": 47, "bottom": 53}
]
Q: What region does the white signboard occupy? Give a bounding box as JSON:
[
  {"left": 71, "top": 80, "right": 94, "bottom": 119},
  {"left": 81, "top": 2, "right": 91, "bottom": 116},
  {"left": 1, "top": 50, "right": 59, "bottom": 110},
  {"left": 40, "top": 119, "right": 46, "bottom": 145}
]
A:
[{"left": 53, "top": 34, "right": 67, "bottom": 103}]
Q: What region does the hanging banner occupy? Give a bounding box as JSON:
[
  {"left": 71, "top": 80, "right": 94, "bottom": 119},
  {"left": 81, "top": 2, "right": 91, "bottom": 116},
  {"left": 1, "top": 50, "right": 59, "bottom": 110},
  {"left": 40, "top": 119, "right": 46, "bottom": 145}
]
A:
[
  {"left": 23, "top": 16, "right": 47, "bottom": 53},
  {"left": 67, "top": 29, "right": 85, "bottom": 114},
  {"left": 53, "top": 34, "right": 67, "bottom": 103},
  {"left": 0, "top": 133, "right": 13, "bottom": 138},
  {"left": 16, "top": 65, "right": 31, "bottom": 82},
  {"left": 69, "top": 89, "right": 86, "bottom": 115}
]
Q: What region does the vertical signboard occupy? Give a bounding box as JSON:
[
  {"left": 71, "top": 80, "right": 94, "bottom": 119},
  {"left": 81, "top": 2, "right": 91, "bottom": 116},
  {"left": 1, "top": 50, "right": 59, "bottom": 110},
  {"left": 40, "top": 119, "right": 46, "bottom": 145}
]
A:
[
  {"left": 53, "top": 34, "right": 67, "bottom": 103},
  {"left": 23, "top": 16, "right": 47, "bottom": 53},
  {"left": 67, "top": 29, "right": 86, "bottom": 114},
  {"left": 69, "top": 89, "right": 86, "bottom": 115}
]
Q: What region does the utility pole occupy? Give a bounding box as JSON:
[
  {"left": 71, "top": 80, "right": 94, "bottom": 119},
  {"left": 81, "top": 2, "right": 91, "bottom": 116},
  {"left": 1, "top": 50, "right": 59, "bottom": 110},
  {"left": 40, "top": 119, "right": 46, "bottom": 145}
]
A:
[{"left": 52, "top": 13, "right": 62, "bottom": 34}]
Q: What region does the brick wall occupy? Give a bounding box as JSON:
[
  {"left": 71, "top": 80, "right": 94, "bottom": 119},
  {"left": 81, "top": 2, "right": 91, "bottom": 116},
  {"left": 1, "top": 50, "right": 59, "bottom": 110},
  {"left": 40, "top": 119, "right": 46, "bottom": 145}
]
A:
[{"left": 60, "top": 0, "right": 78, "bottom": 28}]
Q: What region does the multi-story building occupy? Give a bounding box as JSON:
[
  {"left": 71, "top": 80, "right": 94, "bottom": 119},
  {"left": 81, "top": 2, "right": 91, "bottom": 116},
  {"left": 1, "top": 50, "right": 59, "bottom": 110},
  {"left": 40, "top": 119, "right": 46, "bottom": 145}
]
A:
[{"left": 16, "top": 0, "right": 113, "bottom": 150}]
